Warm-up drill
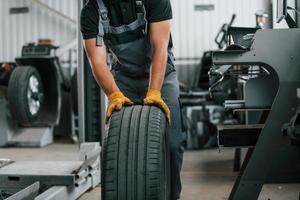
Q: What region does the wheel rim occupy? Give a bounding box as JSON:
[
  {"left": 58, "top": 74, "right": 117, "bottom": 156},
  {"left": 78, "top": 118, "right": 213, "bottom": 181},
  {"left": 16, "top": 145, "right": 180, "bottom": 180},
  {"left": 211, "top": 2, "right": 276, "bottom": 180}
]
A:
[{"left": 27, "top": 75, "right": 42, "bottom": 116}]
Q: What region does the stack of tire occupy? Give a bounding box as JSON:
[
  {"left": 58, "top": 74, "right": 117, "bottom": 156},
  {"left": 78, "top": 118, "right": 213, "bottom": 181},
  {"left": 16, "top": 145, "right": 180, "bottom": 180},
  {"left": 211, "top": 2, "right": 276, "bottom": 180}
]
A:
[{"left": 102, "top": 106, "right": 170, "bottom": 200}]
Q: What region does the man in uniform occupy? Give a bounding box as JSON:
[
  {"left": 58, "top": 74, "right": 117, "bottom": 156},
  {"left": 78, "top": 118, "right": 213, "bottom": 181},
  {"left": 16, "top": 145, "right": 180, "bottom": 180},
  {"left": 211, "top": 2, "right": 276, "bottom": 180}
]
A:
[{"left": 81, "top": 0, "right": 186, "bottom": 199}]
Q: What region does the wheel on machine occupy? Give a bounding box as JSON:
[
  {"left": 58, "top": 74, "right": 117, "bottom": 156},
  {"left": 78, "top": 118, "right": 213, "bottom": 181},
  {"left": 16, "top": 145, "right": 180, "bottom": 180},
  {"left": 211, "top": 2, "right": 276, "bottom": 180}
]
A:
[
  {"left": 7, "top": 66, "right": 44, "bottom": 126},
  {"left": 102, "top": 105, "right": 170, "bottom": 200}
]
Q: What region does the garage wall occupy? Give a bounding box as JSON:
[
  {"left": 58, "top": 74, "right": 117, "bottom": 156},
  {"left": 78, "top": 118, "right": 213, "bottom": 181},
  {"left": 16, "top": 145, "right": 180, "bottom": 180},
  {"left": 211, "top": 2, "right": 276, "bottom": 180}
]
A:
[
  {"left": 0, "top": 0, "right": 271, "bottom": 64},
  {"left": 0, "top": 0, "right": 77, "bottom": 62}
]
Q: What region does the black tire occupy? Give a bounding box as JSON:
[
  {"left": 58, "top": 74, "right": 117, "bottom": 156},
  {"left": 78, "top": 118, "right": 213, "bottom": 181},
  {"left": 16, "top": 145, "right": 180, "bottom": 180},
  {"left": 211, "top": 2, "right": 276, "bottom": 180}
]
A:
[
  {"left": 7, "top": 66, "right": 44, "bottom": 126},
  {"left": 102, "top": 106, "right": 170, "bottom": 200}
]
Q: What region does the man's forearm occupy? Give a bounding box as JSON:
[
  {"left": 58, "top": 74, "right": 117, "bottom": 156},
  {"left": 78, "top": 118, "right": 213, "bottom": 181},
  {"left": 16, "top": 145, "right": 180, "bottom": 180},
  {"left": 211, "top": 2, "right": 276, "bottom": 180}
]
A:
[
  {"left": 84, "top": 39, "right": 120, "bottom": 96},
  {"left": 149, "top": 48, "right": 168, "bottom": 91},
  {"left": 90, "top": 61, "right": 120, "bottom": 96}
]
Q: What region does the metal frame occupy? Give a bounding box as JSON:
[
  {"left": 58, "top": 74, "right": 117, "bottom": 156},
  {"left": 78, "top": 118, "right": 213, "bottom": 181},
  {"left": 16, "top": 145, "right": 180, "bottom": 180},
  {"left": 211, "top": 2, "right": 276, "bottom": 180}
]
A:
[
  {"left": 5, "top": 182, "right": 40, "bottom": 200},
  {"left": 213, "top": 28, "right": 300, "bottom": 199},
  {"left": 0, "top": 143, "right": 100, "bottom": 200},
  {"left": 77, "top": 0, "right": 106, "bottom": 144},
  {"left": 0, "top": 97, "right": 54, "bottom": 147},
  {"left": 297, "top": 0, "right": 300, "bottom": 27},
  {"left": 77, "top": 0, "right": 86, "bottom": 143}
]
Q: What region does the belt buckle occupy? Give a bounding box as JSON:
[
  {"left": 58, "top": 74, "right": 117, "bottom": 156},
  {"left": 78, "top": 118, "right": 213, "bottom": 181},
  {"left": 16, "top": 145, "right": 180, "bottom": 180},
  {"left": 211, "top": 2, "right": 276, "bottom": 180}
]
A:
[
  {"left": 135, "top": 0, "right": 143, "bottom": 12},
  {"left": 100, "top": 9, "right": 108, "bottom": 20},
  {"left": 136, "top": 1, "right": 142, "bottom": 7}
]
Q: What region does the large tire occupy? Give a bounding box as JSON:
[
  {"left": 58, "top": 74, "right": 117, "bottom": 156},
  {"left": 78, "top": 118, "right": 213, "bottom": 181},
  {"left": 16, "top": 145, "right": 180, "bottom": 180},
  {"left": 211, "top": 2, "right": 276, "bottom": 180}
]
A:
[
  {"left": 7, "top": 66, "right": 44, "bottom": 126},
  {"left": 102, "top": 106, "right": 170, "bottom": 200}
]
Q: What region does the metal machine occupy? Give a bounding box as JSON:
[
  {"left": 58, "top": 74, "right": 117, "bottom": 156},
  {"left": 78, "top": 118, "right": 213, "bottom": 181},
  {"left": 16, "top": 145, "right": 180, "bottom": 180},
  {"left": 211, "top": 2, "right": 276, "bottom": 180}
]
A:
[{"left": 209, "top": 0, "right": 300, "bottom": 198}]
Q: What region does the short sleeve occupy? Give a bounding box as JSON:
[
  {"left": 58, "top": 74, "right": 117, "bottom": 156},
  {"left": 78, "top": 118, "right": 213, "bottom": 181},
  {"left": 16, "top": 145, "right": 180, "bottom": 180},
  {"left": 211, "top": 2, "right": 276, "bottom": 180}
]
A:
[
  {"left": 147, "top": 0, "right": 173, "bottom": 23},
  {"left": 80, "top": 2, "right": 99, "bottom": 40}
]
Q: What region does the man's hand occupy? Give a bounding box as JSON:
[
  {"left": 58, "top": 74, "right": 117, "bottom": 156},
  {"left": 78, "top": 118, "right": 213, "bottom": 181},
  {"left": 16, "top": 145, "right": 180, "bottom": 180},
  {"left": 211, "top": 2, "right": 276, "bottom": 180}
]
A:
[
  {"left": 106, "top": 91, "right": 134, "bottom": 123},
  {"left": 144, "top": 89, "right": 171, "bottom": 124}
]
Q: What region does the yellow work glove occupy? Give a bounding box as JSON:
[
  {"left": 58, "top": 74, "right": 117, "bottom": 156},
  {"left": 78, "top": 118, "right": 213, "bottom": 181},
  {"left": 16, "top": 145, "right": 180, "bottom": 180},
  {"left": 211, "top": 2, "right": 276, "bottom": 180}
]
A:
[
  {"left": 144, "top": 89, "right": 171, "bottom": 124},
  {"left": 106, "top": 91, "right": 133, "bottom": 123}
]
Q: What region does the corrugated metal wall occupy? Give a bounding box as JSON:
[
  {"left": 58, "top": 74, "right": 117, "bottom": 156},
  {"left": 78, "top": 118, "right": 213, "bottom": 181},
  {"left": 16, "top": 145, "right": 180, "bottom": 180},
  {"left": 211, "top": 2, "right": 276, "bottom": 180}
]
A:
[
  {"left": 0, "top": 0, "right": 77, "bottom": 62},
  {"left": 171, "top": 0, "right": 271, "bottom": 85},
  {"left": 172, "top": 0, "right": 270, "bottom": 60},
  {"left": 172, "top": 0, "right": 270, "bottom": 61},
  {"left": 1, "top": 0, "right": 270, "bottom": 67}
]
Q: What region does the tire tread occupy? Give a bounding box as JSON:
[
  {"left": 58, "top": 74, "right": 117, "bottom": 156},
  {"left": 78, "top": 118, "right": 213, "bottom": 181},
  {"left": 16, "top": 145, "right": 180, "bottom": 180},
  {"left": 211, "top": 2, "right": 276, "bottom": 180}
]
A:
[{"left": 102, "top": 106, "right": 169, "bottom": 200}]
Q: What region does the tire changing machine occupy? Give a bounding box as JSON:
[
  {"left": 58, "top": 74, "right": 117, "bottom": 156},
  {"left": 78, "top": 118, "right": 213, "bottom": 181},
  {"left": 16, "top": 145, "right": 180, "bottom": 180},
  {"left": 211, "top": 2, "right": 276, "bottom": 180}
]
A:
[
  {"left": 211, "top": 21, "right": 300, "bottom": 200},
  {"left": 0, "top": 43, "right": 71, "bottom": 147}
]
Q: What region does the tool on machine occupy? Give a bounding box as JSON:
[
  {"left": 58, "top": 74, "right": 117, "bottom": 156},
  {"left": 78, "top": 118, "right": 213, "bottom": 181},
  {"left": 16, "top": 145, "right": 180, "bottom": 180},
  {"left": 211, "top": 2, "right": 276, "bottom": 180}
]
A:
[
  {"left": 0, "top": 63, "right": 15, "bottom": 86},
  {"left": 215, "top": 14, "right": 236, "bottom": 49},
  {"left": 282, "top": 107, "right": 300, "bottom": 146}
]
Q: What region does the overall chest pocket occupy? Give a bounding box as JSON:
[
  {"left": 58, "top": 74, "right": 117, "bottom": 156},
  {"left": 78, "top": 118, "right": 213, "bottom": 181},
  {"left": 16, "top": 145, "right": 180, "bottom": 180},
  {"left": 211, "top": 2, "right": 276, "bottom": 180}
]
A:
[
  {"left": 119, "top": 2, "right": 137, "bottom": 24},
  {"left": 111, "top": 37, "right": 152, "bottom": 68}
]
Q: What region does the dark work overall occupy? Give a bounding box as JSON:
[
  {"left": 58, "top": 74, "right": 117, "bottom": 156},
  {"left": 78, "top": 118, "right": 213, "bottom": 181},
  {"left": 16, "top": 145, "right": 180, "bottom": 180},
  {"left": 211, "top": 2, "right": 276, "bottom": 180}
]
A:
[{"left": 96, "top": 0, "right": 186, "bottom": 199}]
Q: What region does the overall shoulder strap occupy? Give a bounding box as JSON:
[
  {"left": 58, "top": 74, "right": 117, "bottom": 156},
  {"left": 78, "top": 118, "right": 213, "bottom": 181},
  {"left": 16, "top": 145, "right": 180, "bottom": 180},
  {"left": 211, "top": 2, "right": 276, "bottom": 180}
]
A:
[
  {"left": 135, "top": 0, "right": 148, "bottom": 34},
  {"left": 96, "top": 0, "right": 110, "bottom": 46},
  {"left": 135, "top": 0, "right": 143, "bottom": 14}
]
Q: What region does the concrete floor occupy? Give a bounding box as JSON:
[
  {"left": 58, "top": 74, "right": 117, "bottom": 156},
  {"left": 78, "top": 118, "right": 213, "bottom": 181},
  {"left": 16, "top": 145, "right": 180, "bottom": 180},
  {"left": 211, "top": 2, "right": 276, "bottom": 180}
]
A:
[
  {"left": 81, "top": 148, "right": 237, "bottom": 200},
  {"left": 0, "top": 144, "right": 299, "bottom": 200}
]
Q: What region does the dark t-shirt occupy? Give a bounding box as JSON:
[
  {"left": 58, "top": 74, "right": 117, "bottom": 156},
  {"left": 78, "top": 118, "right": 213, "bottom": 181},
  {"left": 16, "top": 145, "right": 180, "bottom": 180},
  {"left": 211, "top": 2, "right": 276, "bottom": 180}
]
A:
[{"left": 80, "top": 0, "right": 173, "bottom": 41}]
